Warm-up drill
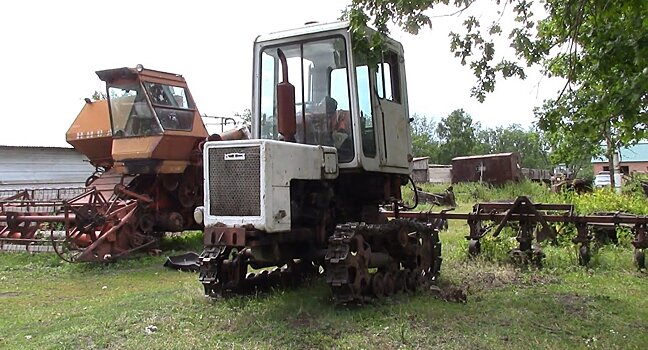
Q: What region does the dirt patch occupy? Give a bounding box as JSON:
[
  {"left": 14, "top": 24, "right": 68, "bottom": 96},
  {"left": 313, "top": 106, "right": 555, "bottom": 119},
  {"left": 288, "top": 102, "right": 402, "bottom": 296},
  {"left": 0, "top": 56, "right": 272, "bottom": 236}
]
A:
[
  {"left": 437, "top": 261, "right": 560, "bottom": 302},
  {"left": 468, "top": 263, "right": 556, "bottom": 290},
  {"left": 553, "top": 293, "right": 592, "bottom": 317},
  {"left": 289, "top": 313, "right": 315, "bottom": 328},
  {"left": 465, "top": 269, "right": 519, "bottom": 292},
  {"left": 429, "top": 283, "right": 468, "bottom": 303},
  {"left": 0, "top": 291, "right": 20, "bottom": 298}
]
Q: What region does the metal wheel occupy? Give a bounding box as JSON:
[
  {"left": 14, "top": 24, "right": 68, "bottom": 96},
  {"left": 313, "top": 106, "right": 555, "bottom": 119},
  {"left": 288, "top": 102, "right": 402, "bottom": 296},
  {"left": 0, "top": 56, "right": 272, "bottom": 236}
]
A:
[
  {"left": 394, "top": 270, "right": 407, "bottom": 293},
  {"left": 532, "top": 246, "right": 545, "bottom": 268},
  {"left": 371, "top": 272, "right": 385, "bottom": 298},
  {"left": 468, "top": 239, "right": 481, "bottom": 257},
  {"left": 635, "top": 249, "right": 645, "bottom": 270},
  {"left": 578, "top": 244, "right": 591, "bottom": 267},
  {"left": 51, "top": 229, "right": 82, "bottom": 263},
  {"left": 510, "top": 249, "right": 528, "bottom": 265},
  {"left": 441, "top": 219, "right": 449, "bottom": 231},
  {"left": 383, "top": 272, "right": 395, "bottom": 296},
  {"left": 405, "top": 270, "right": 419, "bottom": 292}
]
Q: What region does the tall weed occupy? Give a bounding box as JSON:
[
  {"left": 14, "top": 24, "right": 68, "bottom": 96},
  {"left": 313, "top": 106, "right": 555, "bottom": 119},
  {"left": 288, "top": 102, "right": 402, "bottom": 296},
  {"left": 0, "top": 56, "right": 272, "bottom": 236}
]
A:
[
  {"left": 570, "top": 188, "right": 648, "bottom": 215},
  {"left": 406, "top": 180, "right": 648, "bottom": 215}
]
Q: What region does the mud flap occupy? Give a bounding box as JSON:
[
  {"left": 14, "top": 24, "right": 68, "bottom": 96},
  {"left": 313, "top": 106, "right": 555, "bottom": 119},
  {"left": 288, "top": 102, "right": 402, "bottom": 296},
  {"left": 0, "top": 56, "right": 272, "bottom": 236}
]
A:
[{"left": 164, "top": 252, "right": 200, "bottom": 272}]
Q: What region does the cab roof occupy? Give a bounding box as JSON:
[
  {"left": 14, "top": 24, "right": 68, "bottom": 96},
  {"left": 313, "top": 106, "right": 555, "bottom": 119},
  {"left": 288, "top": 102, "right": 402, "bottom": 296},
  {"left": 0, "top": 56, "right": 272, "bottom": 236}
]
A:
[
  {"left": 255, "top": 21, "right": 351, "bottom": 43},
  {"left": 95, "top": 66, "right": 186, "bottom": 84}
]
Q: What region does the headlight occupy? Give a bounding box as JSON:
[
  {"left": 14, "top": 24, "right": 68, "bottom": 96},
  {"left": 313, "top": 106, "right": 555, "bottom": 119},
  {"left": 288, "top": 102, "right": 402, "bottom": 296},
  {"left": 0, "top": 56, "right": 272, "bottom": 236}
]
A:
[{"left": 193, "top": 206, "right": 204, "bottom": 225}]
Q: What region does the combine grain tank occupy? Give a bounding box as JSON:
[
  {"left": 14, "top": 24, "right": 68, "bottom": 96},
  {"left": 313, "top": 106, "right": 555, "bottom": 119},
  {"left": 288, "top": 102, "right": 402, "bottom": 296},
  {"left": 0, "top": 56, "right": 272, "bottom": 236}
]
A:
[{"left": 66, "top": 100, "right": 114, "bottom": 170}]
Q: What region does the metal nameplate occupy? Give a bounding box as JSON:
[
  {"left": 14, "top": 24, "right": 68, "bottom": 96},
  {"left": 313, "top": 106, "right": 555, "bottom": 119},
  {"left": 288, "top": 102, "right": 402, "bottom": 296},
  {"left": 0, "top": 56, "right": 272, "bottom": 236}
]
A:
[{"left": 224, "top": 153, "right": 246, "bottom": 161}]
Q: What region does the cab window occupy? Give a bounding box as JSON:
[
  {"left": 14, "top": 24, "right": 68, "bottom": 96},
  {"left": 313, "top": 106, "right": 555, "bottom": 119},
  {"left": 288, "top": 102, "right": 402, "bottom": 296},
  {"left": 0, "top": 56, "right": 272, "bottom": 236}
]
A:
[{"left": 259, "top": 36, "right": 355, "bottom": 163}]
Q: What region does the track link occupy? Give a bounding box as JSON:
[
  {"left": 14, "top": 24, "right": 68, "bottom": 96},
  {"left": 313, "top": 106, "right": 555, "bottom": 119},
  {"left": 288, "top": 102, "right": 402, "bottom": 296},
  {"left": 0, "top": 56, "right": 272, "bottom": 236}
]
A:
[
  {"left": 199, "top": 247, "right": 318, "bottom": 298},
  {"left": 325, "top": 219, "right": 442, "bottom": 304}
]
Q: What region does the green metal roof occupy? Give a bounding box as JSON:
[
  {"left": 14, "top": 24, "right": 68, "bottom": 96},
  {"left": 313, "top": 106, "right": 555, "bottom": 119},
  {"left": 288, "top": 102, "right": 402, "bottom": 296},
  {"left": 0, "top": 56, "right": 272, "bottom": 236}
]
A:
[{"left": 592, "top": 142, "right": 648, "bottom": 163}]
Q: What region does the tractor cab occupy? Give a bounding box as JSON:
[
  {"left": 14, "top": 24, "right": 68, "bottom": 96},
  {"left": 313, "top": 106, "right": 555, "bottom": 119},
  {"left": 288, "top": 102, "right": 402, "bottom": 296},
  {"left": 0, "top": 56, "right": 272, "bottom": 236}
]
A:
[
  {"left": 97, "top": 65, "right": 208, "bottom": 174},
  {"left": 252, "top": 22, "right": 412, "bottom": 174}
]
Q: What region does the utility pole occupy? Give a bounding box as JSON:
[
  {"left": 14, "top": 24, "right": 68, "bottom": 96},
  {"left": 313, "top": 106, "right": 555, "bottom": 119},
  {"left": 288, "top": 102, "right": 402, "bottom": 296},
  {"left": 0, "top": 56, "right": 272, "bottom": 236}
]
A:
[{"left": 604, "top": 123, "right": 616, "bottom": 190}]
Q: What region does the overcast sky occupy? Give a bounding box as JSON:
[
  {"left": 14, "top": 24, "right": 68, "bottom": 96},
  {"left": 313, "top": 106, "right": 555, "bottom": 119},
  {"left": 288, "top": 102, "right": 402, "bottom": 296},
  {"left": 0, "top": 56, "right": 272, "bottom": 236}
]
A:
[{"left": 0, "top": 0, "right": 563, "bottom": 147}]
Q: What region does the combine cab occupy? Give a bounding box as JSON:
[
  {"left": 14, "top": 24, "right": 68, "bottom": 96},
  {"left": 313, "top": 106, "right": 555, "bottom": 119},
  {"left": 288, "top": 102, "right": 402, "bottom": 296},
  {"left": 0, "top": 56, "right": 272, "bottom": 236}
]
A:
[
  {"left": 95, "top": 65, "right": 208, "bottom": 174},
  {"left": 1, "top": 66, "right": 216, "bottom": 262}
]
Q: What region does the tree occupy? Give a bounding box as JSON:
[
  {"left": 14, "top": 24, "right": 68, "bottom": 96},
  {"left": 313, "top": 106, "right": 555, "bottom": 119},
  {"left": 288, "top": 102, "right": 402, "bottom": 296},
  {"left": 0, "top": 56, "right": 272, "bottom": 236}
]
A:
[
  {"left": 234, "top": 108, "right": 252, "bottom": 125},
  {"left": 543, "top": 125, "right": 599, "bottom": 177},
  {"left": 91, "top": 90, "right": 107, "bottom": 101},
  {"left": 411, "top": 111, "right": 552, "bottom": 167},
  {"left": 436, "top": 109, "right": 480, "bottom": 164},
  {"left": 410, "top": 114, "right": 439, "bottom": 160},
  {"left": 347, "top": 0, "right": 648, "bottom": 187},
  {"left": 474, "top": 124, "right": 550, "bottom": 168}
]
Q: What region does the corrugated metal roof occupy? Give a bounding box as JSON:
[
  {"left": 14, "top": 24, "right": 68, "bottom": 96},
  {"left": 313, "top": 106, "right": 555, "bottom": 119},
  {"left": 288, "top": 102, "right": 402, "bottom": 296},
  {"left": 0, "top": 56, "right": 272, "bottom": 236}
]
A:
[
  {"left": 0, "top": 145, "right": 73, "bottom": 150},
  {"left": 592, "top": 142, "right": 648, "bottom": 163},
  {"left": 452, "top": 152, "right": 515, "bottom": 161},
  {"left": 0, "top": 146, "right": 94, "bottom": 190}
]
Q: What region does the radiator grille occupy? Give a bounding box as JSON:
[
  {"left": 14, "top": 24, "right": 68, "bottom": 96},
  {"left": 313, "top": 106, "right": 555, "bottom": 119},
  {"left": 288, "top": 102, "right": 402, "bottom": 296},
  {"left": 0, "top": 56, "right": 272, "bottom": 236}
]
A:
[{"left": 208, "top": 146, "right": 261, "bottom": 216}]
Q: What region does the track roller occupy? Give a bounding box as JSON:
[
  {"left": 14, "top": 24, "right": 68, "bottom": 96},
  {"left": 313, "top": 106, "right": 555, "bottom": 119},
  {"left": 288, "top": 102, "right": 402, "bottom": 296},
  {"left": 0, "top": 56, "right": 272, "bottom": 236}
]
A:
[{"left": 325, "top": 219, "right": 442, "bottom": 304}]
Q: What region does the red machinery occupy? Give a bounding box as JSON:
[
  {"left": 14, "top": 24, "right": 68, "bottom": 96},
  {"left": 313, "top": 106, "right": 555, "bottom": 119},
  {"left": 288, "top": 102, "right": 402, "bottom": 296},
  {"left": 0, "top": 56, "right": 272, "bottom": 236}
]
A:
[{"left": 1, "top": 66, "right": 215, "bottom": 262}]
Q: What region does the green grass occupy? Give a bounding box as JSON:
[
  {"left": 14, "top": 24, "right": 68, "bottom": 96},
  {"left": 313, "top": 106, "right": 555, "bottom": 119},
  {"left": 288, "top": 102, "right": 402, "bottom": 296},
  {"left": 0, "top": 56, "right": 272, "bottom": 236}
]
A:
[{"left": 1, "top": 184, "right": 647, "bottom": 349}]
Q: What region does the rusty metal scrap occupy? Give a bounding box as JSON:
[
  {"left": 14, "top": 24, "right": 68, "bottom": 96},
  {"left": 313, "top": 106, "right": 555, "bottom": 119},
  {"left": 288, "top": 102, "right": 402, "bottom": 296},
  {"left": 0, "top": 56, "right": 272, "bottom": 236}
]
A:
[{"left": 416, "top": 186, "right": 456, "bottom": 207}]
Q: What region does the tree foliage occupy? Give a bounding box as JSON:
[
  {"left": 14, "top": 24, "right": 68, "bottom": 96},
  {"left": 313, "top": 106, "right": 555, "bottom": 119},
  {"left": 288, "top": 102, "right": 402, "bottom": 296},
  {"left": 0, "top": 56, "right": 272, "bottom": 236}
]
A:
[
  {"left": 91, "top": 90, "right": 107, "bottom": 101},
  {"left": 410, "top": 109, "right": 550, "bottom": 168},
  {"left": 476, "top": 124, "right": 550, "bottom": 168},
  {"left": 410, "top": 114, "right": 439, "bottom": 161},
  {"left": 436, "top": 109, "right": 479, "bottom": 164},
  {"left": 234, "top": 108, "right": 252, "bottom": 124},
  {"left": 543, "top": 126, "right": 598, "bottom": 176},
  {"left": 347, "top": 0, "right": 648, "bottom": 174}
]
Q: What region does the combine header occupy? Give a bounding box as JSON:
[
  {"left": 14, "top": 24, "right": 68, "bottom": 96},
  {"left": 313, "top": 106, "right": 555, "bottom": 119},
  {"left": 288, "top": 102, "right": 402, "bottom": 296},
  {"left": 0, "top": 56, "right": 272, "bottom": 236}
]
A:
[{"left": 0, "top": 188, "right": 84, "bottom": 253}]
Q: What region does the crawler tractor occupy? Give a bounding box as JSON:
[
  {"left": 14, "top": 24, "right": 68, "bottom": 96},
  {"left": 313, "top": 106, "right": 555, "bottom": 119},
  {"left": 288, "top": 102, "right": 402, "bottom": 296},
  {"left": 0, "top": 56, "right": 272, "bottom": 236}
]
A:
[{"left": 197, "top": 22, "right": 442, "bottom": 302}]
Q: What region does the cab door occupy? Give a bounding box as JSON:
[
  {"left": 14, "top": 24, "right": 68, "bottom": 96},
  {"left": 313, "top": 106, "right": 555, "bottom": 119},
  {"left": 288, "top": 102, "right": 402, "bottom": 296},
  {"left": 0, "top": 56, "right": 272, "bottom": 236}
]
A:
[{"left": 371, "top": 48, "right": 411, "bottom": 170}]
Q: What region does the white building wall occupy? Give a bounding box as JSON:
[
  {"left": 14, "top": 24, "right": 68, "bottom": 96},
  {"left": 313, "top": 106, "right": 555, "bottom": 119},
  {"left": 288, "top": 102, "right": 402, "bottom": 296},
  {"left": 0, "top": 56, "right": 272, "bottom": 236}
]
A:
[
  {"left": 428, "top": 166, "right": 452, "bottom": 184},
  {"left": 0, "top": 146, "right": 95, "bottom": 190}
]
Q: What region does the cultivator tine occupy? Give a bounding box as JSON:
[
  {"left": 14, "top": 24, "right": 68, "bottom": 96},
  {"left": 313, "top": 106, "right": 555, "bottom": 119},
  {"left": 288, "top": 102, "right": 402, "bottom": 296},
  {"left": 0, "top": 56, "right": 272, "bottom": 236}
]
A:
[{"left": 389, "top": 195, "right": 648, "bottom": 268}]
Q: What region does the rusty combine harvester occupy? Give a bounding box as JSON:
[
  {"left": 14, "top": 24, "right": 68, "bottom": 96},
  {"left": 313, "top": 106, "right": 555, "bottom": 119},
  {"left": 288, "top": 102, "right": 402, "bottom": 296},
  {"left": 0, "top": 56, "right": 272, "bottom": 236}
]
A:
[
  {"left": 393, "top": 196, "right": 648, "bottom": 269},
  {"left": 0, "top": 66, "right": 221, "bottom": 262}
]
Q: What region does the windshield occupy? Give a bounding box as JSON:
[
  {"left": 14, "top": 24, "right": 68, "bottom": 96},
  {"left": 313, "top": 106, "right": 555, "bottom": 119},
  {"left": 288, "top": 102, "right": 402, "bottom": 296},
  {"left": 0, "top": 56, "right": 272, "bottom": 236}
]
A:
[
  {"left": 144, "top": 83, "right": 194, "bottom": 109},
  {"left": 143, "top": 82, "right": 195, "bottom": 131},
  {"left": 259, "top": 36, "right": 354, "bottom": 162},
  {"left": 108, "top": 82, "right": 162, "bottom": 137}
]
